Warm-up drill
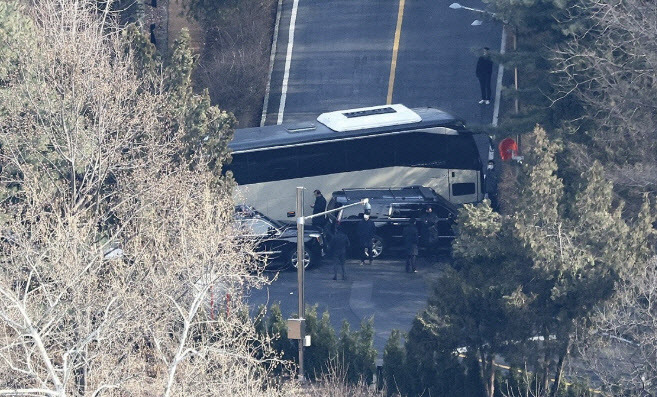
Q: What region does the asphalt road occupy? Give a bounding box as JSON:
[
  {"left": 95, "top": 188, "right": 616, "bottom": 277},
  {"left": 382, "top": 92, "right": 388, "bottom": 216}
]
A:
[
  {"left": 247, "top": 256, "right": 449, "bottom": 356},
  {"left": 263, "top": 0, "right": 503, "bottom": 127},
  {"left": 250, "top": 0, "right": 502, "bottom": 358}
]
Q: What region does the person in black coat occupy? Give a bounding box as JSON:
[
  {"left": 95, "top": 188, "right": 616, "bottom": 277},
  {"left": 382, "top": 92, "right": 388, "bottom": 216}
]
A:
[
  {"left": 330, "top": 226, "right": 350, "bottom": 280},
  {"left": 402, "top": 219, "right": 419, "bottom": 273},
  {"left": 357, "top": 214, "right": 376, "bottom": 266},
  {"left": 311, "top": 190, "right": 327, "bottom": 227},
  {"left": 476, "top": 47, "right": 494, "bottom": 105},
  {"left": 484, "top": 160, "right": 499, "bottom": 211}
]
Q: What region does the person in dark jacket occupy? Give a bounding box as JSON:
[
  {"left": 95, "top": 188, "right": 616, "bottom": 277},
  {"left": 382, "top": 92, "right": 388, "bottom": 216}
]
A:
[
  {"left": 311, "top": 190, "right": 327, "bottom": 227},
  {"left": 419, "top": 206, "right": 438, "bottom": 246},
  {"left": 402, "top": 219, "right": 419, "bottom": 273},
  {"left": 476, "top": 47, "right": 494, "bottom": 105},
  {"left": 330, "top": 226, "right": 350, "bottom": 280},
  {"left": 357, "top": 214, "right": 376, "bottom": 266},
  {"left": 484, "top": 160, "right": 499, "bottom": 211}
]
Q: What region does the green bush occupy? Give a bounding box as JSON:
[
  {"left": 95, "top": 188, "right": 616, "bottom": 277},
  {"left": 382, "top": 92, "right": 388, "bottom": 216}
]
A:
[{"left": 304, "top": 305, "right": 337, "bottom": 380}]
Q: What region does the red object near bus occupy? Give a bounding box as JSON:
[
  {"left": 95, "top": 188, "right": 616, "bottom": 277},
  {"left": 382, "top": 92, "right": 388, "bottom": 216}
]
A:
[{"left": 499, "top": 138, "right": 518, "bottom": 161}]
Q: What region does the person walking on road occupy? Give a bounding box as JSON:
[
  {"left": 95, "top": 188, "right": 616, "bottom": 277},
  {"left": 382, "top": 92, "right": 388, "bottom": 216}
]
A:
[
  {"left": 330, "top": 226, "right": 350, "bottom": 280},
  {"left": 476, "top": 47, "right": 494, "bottom": 105},
  {"left": 357, "top": 214, "right": 376, "bottom": 266},
  {"left": 310, "top": 189, "right": 327, "bottom": 227},
  {"left": 403, "top": 219, "right": 419, "bottom": 273}
]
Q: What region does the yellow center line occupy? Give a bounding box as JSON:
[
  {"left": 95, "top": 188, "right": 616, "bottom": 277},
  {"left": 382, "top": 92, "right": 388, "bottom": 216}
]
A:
[{"left": 387, "top": 0, "right": 406, "bottom": 105}]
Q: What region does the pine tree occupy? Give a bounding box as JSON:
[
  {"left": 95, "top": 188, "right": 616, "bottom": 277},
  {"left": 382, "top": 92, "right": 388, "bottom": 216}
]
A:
[
  {"left": 303, "top": 306, "right": 337, "bottom": 380},
  {"left": 267, "top": 303, "right": 295, "bottom": 366},
  {"left": 164, "top": 29, "right": 236, "bottom": 174},
  {"left": 383, "top": 330, "right": 406, "bottom": 396}
]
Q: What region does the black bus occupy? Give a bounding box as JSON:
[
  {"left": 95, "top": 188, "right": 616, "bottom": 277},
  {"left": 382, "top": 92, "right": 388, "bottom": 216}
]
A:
[{"left": 225, "top": 104, "right": 483, "bottom": 220}]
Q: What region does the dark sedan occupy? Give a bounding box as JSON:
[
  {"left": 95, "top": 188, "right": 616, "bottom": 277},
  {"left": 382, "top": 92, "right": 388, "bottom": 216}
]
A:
[{"left": 234, "top": 206, "right": 324, "bottom": 270}]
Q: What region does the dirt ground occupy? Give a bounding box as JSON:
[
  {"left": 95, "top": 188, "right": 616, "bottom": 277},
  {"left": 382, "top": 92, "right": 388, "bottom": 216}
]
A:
[{"left": 167, "top": 0, "right": 204, "bottom": 51}]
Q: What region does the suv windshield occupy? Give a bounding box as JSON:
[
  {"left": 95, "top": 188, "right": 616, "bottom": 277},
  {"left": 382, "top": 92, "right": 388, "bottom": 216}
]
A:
[{"left": 235, "top": 207, "right": 286, "bottom": 231}]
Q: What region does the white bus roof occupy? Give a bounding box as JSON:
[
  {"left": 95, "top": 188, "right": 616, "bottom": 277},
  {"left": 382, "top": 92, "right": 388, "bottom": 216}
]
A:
[{"left": 316, "top": 104, "right": 422, "bottom": 132}]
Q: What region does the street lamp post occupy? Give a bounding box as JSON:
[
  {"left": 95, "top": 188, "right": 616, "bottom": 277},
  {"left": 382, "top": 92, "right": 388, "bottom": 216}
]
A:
[
  {"left": 289, "top": 187, "right": 369, "bottom": 381},
  {"left": 449, "top": 0, "right": 520, "bottom": 153},
  {"left": 295, "top": 187, "right": 306, "bottom": 381}
]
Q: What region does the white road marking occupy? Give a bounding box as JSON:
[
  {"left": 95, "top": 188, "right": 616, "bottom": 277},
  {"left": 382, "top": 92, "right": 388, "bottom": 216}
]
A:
[
  {"left": 277, "top": 0, "right": 300, "bottom": 125},
  {"left": 492, "top": 25, "right": 506, "bottom": 127},
  {"left": 261, "top": 0, "right": 284, "bottom": 127}
]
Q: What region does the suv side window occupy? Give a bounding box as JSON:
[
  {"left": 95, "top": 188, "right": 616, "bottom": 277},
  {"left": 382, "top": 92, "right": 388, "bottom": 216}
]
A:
[{"left": 389, "top": 203, "right": 422, "bottom": 219}]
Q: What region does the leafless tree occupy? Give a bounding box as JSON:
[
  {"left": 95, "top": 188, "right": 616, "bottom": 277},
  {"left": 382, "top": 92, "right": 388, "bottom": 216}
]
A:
[
  {"left": 0, "top": 0, "right": 294, "bottom": 395},
  {"left": 553, "top": 0, "right": 657, "bottom": 195},
  {"left": 577, "top": 257, "right": 657, "bottom": 396}
]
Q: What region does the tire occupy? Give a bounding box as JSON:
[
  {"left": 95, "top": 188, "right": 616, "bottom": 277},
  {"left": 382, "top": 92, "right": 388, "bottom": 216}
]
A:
[
  {"left": 365, "top": 235, "right": 385, "bottom": 258},
  {"left": 288, "top": 247, "right": 313, "bottom": 270}
]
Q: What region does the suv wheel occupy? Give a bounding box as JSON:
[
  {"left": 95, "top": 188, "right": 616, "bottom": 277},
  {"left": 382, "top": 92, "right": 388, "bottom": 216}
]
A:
[
  {"left": 288, "top": 248, "right": 312, "bottom": 270},
  {"left": 367, "top": 235, "right": 384, "bottom": 258}
]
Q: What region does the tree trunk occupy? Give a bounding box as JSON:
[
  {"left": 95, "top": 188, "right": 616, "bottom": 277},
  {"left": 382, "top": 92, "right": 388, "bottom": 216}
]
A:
[
  {"left": 542, "top": 329, "right": 551, "bottom": 393},
  {"left": 549, "top": 339, "right": 572, "bottom": 397},
  {"left": 487, "top": 356, "right": 496, "bottom": 397},
  {"left": 478, "top": 349, "right": 496, "bottom": 397}
]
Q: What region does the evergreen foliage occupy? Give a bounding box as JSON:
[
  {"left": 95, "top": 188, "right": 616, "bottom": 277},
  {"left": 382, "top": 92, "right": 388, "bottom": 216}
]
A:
[
  {"left": 489, "top": 0, "right": 586, "bottom": 134},
  {"left": 336, "top": 318, "right": 377, "bottom": 385},
  {"left": 266, "top": 303, "right": 296, "bottom": 364},
  {"left": 382, "top": 330, "right": 406, "bottom": 396},
  {"left": 401, "top": 126, "right": 655, "bottom": 397},
  {"left": 0, "top": 1, "right": 33, "bottom": 82},
  {"left": 304, "top": 305, "right": 338, "bottom": 380},
  {"left": 163, "top": 29, "right": 237, "bottom": 173}
]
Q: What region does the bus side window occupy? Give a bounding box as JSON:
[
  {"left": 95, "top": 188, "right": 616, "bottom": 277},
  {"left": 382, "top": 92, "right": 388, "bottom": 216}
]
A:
[
  {"left": 346, "top": 135, "right": 395, "bottom": 171},
  {"left": 248, "top": 148, "right": 298, "bottom": 183},
  {"left": 225, "top": 153, "right": 250, "bottom": 184},
  {"left": 296, "top": 142, "right": 346, "bottom": 178},
  {"left": 396, "top": 133, "right": 447, "bottom": 167}
]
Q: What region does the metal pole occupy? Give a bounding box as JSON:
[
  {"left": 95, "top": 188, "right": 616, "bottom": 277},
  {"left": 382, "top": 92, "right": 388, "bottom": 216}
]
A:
[
  {"left": 513, "top": 28, "right": 519, "bottom": 115},
  {"left": 296, "top": 186, "right": 305, "bottom": 381}
]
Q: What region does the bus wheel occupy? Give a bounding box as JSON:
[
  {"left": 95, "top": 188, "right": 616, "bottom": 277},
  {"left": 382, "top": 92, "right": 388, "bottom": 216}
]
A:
[
  {"left": 288, "top": 248, "right": 312, "bottom": 270},
  {"left": 368, "top": 236, "right": 384, "bottom": 258}
]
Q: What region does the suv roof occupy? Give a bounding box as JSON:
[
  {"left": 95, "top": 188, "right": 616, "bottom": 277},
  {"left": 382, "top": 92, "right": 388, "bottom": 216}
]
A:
[{"left": 332, "top": 186, "right": 453, "bottom": 207}]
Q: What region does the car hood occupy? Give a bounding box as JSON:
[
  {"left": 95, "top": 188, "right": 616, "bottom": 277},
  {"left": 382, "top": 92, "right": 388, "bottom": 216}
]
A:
[{"left": 278, "top": 224, "right": 323, "bottom": 238}]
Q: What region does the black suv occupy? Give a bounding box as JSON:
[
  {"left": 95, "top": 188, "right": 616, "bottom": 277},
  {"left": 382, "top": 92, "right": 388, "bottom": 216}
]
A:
[
  {"left": 234, "top": 206, "right": 324, "bottom": 270},
  {"left": 326, "top": 186, "right": 458, "bottom": 258}
]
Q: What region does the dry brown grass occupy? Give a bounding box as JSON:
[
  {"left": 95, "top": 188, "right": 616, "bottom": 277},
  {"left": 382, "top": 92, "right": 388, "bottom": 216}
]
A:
[{"left": 193, "top": 0, "right": 277, "bottom": 127}]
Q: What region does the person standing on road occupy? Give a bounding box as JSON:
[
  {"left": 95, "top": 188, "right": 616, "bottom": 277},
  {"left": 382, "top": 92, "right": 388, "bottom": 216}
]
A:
[
  {"left": 357, "top": 214, "right": 376, "bottom": 266},
  {"left": 403, "top": 219, "right": 419, "bottom": 273},
  {"left": 485, "top": 160, "right": 499, "bottom": 211},
  {"left": 419, "top": 206, "right": 438, "bottom": 247},
  {"left": 476, "top": 47, "right": 494, "bottom": 105},
  {"left": 310, "top": 189, "right": 327, "bottom": 227},
  {"left": 330, "top": 226, "right": 350, "bottom": 280}
]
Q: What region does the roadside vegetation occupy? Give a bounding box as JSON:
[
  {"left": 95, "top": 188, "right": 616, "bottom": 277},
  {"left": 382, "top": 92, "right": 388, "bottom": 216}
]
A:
[
  {"left": 180, "top": 0, "right": 276, "bottom": 127},
  {"left": 0, "top": 1, "right": 287, "bottom": 395},
  {"left": 1, "top": 0, "right": 656, "bottom": 395}
]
